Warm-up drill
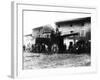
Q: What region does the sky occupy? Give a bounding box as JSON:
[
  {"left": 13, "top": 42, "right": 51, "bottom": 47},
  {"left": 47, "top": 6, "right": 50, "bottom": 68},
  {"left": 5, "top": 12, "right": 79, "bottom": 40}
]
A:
[{"left": 24, "top": 11, "right": 91, "bottom": 35}]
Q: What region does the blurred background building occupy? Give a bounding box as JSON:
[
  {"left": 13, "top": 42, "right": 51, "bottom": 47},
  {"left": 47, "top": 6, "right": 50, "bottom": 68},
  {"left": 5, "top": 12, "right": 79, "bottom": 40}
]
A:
[
  {"left": 24, "top": 17, "right": 91, "bottom": 50},
  {"left": 55, "top": 17, "right": 91, "bottom": 48}
]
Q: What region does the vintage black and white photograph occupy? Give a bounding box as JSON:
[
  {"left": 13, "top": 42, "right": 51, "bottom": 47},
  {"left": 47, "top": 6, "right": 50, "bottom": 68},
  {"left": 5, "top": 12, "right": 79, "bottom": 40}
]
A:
[{"left": 23, "top": 10, "right": 91, "bottom": 69}]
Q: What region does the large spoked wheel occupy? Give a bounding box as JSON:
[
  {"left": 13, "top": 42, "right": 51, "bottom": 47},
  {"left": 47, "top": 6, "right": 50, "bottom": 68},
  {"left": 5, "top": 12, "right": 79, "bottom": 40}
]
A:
[
  {"left": 35, "top": 44, "right": 42, "bottom": 53},
  {"left": 51, "top": 44, "right": 59, "bottom": 53}
]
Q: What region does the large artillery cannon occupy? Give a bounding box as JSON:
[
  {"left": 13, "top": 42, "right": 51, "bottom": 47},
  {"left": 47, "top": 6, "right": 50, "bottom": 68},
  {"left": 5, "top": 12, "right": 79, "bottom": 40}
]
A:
[{"left": 34, "top": 27, "right": 79, "bottom": 53}]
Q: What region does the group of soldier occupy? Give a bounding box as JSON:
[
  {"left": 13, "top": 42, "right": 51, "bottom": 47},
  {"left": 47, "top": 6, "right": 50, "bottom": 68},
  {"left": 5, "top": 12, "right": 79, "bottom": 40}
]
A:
[{"left": 23, "top": 39, "right": 90, "bottom": 54}]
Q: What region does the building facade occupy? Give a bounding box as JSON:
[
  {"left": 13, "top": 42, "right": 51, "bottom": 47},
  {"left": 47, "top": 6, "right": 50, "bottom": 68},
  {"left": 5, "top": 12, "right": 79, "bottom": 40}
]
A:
[{"left": 55, "top": 17, "right": 91, "bottom": 48}]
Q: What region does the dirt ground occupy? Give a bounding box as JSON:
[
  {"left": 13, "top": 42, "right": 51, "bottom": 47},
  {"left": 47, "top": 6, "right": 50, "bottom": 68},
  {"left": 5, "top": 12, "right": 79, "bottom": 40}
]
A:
[{"left": 23, "top": 52, "right": 91, "bottom": 69}]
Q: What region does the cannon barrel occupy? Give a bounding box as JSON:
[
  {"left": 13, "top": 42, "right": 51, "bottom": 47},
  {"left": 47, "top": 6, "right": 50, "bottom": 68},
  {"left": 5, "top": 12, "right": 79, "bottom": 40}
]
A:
[{"left": 61, "top": 32, "right": 79, "bottom": 39}]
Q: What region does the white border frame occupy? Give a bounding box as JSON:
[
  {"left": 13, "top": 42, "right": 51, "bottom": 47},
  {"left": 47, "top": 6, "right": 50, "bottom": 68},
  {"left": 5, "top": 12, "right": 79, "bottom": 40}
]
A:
[{"left": 11, "top": 1, "right": 97, "bottom": 78}]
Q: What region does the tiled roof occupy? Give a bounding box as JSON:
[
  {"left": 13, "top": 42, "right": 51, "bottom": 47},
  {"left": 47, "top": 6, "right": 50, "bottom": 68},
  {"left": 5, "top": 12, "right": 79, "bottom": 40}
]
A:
[{"left": 56, "top": 17, "right": 91, "bottom": 27}]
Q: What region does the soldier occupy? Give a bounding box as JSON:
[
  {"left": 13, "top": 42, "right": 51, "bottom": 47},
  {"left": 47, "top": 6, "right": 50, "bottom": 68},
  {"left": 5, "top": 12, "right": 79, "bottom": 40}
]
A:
[
  {"left": 31, "top": 44, "right": 35, "bottom": 52},
  {"left": 68, "top": 42, "right": 73, "bottom": 53},
  {"left": 23, "top": 45, "right": 26, "bottom": 52}
]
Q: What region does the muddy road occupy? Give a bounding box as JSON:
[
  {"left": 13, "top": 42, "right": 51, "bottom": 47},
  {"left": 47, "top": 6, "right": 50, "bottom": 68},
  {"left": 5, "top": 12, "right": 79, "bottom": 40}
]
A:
[{"left": 23, "top": 52, "right": 91, "bottom": 69}]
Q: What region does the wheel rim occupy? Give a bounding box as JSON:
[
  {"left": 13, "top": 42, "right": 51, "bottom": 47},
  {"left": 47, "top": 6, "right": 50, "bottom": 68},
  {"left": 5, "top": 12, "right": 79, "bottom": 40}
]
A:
[
  {"left": 51, "top": 44, "right": 59, "bottom": 53},
  {"left": 35, "top": 44, "right": 42, "bottom": 53}
]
